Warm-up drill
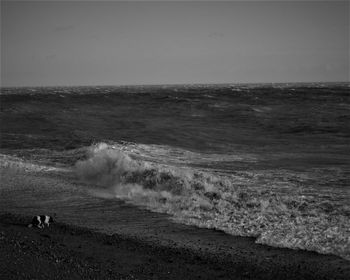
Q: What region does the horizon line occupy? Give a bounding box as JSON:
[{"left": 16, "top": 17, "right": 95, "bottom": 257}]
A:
[{"left": 1, "top": 81, "right": 349, "bottom": 88}]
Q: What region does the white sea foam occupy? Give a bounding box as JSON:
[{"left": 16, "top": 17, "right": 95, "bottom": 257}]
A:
[
  {"left": 0, "top": 154, "right": 65, "bottom": 172},
  {"left": 75, "top": 143, "right": 350, "bottom": 261}
]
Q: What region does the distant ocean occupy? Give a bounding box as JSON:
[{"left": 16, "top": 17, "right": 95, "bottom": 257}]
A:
[{"left": 1, "top": 83, "right": 349, "bottom": 260}]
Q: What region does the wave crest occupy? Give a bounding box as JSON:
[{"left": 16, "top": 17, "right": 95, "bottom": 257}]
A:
[
  {"left": 76, "top": 143, "right": 142, "bottom": 187},
  {"left": 75, "top": 142, "right": 217, "bottom": 200}
]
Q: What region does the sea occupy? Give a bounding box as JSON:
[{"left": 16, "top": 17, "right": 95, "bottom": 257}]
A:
[{"left": 0, "top": 83, "right": 349, "bottom": 260}]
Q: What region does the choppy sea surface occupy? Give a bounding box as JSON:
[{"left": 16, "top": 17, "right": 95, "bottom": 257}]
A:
[{"left": 0, "top": 83, "right": 349, "bottom": 260}]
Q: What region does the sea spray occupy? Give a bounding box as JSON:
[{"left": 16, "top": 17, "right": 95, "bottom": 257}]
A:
[
  {"left": 74, "top": 143, "right": 350, "bottom": 260},
  {"left": 74, "top": 142, "right": 220, "bottom": 210}
]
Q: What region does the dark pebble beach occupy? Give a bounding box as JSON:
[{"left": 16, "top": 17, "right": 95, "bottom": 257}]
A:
[{"left": 0, "top": 213, "right": 349, "bottom": 280}]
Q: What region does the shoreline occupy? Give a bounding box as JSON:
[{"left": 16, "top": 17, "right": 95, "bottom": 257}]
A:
[{"left": 1, "top": 212, "right": 349, "bottom": 280}]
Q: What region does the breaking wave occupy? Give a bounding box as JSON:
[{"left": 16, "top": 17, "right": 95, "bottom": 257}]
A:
[{"left": 75, "top": 143, "right": 350, "bottom": 260}]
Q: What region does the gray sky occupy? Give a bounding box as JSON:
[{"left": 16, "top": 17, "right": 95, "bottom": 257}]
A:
[{"left": 1, "top": 1, "right": 349, "bottom": 86}]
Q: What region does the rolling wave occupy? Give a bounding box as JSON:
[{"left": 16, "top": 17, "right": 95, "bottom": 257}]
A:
[{"left": 74, "top": 143, "right": 350, "bottom": 260}]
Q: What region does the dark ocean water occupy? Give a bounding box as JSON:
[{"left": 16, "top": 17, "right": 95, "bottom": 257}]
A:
[{"left": 1, "top": 83, "right": 349, "bottom": 260}]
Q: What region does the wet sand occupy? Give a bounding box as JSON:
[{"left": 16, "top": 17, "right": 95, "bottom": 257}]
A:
[{"left": 0, "top": 213, "right": 349, "bottom": 280}]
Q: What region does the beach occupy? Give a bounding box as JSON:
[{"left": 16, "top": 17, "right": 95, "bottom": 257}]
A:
[{"left": 1, "top": 212, "right": 349, "bottom": 280}]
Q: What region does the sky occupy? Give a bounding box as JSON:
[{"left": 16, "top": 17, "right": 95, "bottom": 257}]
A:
[{"left": 1, "top": 0, "right": 349, "bottom": 86}]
